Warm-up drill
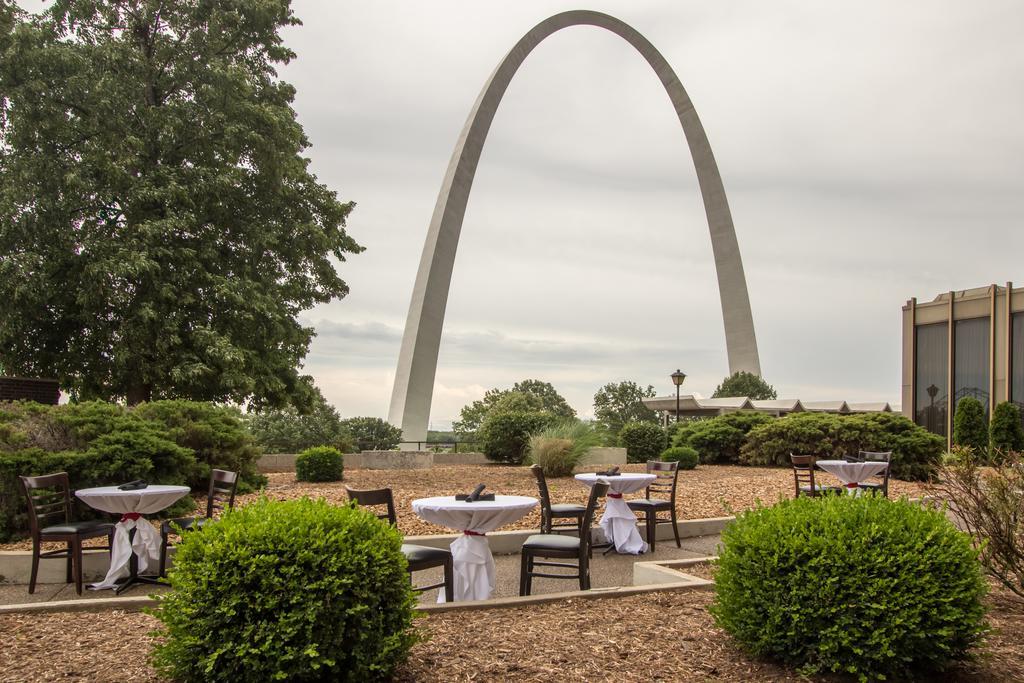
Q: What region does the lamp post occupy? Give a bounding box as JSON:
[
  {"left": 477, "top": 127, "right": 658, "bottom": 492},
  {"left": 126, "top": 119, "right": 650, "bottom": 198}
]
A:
[
  {"left": 926, "top": 383, "right": 939, "bottom": 433},
  {"left": 671, "top": 369, "right": 687, "bottom": 424}
]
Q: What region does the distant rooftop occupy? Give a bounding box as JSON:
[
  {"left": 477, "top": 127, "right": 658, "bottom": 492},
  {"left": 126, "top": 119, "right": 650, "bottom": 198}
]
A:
[{"left": 642, "top": 395, "right": 892, "bottom": 416}]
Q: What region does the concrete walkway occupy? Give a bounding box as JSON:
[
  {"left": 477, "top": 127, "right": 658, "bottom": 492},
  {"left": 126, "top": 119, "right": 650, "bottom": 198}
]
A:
[{"left": 0, "top": 534, "right": 721, "bottom": 608}]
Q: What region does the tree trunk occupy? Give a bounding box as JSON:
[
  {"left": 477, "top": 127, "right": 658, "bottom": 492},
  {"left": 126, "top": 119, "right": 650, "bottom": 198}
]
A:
[{"left": 126, "top": 383, "right": 152, "bottom": 406}]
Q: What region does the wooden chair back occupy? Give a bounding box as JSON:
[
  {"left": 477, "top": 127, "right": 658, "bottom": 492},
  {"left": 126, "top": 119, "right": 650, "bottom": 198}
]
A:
[
  {"left": 205, "top": 469, "right": 239, "bottom": 518},
  {"left": 645, "top": 460, "right": 679, "bottom": 503},
  {"left": 20, "top": 472, "right": 72, "bottom": 537},
  {"left": 790, "top": 454, "right": 818, "bottom": 495},
  {"left": 580, "top": 480, "right": 610, "bottom": 554},
  {"left": 859, "top": 450, "right": 893, "bottom": 493},
  {"left": 530, "top": 464, "right": 552, "bottom": 514},
  {"left": 345, "top": 486, "right": 397, "bottom": 525}
]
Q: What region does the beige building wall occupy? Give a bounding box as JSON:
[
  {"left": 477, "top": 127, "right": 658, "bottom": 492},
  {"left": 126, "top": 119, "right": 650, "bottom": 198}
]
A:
[{"left": 901, "top": 283, "right": 1023, "bottom": 447}]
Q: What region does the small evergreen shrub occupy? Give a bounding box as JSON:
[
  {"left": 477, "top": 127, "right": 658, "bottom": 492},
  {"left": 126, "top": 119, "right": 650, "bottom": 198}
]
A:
[
  {"left": 617, "top": 421, "right": 667, "bottom": 463},
  {"left": 479, "top": 408, "right": 550, "bottom": 465},
  {"left": 953, "top": 397, "right": 988, "bottom": 460},
  {"left": 660, "top": 446, "right": 698, "bottom": 469},
  {"left": 989, "top": 401, "right": 1024, "bottom": 456},
  {"left": 151, "top": 498, "right": 417, "bottom": 681},
  {"left": 295, "top": 446, "right": 344, "bottom": 482},
  {"left": 711, "top": 495, "right": 987, "bottom": 681}
]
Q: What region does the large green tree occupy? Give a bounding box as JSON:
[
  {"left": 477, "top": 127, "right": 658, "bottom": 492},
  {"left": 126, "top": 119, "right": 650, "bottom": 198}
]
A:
[
  {"left": 712, "top": 371, "right": 777, "bottom": 401},
  {"left": 453, "top": 379, "right": 574, "bottom": 435},
  {"left": 0, "top": 0, "right": 360, "bottom": 408},
  {"left": 592, "top": 380, "right": 657, "bottom": 436}
]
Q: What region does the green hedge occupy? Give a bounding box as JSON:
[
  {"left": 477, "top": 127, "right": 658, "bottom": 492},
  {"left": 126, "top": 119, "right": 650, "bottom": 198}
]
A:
[
  {"left": 990, "top": 401, "right": 1024, "bottom": 455},
  {"left": 0, "top": 400, "right": 264, "bottom": 541},
  {"left": 617, "top": 421, "right": 666, "bottom": 463},
  {"left": 479, "top": 409, "right": 550, "bottom": 465},
  {"left": 711, "top": 495, "right": 987, "bottom": 680},
  {"left": 660, "top": 446, "right": 698, "bottom": 469},
  {"left": 151, "top": 498, "right": 417, "bottom": 681},
  {"left": 953, "top": 397, "right": 988, "bottom": 460},
  {"left": 673, "top": 411, "right": 774, "bottom": 464},
  {"left": 739, "top": 412, "right": 943, "bottom": 481},
  {"left": 295, "top": 446, "right": 344, "bottom": 482}
]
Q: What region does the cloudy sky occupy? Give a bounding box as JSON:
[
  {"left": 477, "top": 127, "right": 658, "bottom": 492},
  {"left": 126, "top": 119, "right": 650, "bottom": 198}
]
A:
[{"left": 25, "top": 0, "right": 1009, "bottom": 427}]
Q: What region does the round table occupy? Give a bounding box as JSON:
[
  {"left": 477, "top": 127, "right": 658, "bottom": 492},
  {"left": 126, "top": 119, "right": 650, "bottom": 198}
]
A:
[
  {"left": 574, "top": 473, "right": 656, "bottom": 554},
  {"left": 411, "top": 495, "right": 537, "bottom": 602},
  {"left": 76, "top": 485, "right": 191, "bottom": 591},
  {"left": 815, "top": 460, "right": 889, "bottom": 495}
]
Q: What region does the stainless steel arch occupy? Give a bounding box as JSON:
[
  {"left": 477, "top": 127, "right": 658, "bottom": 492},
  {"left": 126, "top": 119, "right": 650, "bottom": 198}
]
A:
[{"left": 389, "top": 10, "right": 760, "bottom": 442}]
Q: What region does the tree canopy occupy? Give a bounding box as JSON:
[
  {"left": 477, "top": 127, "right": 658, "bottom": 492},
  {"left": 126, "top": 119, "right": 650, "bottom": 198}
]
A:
[
  {"left": 712, "top": 372, "right": 777, "bottom": 401},
  {"left": 592, "top": 380, "right": 657, "bottom": 436},
  {"left": 0, "top": 0, "right": 360, "bottom": 408},
  {"left": 453, "top": 379, "right": 574, "bottom": 435},
  {"left": 244, "top": 386, "right": 351, "bottom": 454}
]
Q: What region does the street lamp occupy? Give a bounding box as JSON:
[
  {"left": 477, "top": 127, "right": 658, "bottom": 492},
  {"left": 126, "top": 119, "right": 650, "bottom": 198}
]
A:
[{"left": 671, "top": 369, "right": 687, "bottom": 424}]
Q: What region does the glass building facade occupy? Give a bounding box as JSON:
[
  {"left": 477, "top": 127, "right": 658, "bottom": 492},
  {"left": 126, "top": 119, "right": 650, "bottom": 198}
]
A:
[
  {"left": 954, "top": 317, "right": 990, "bottom": 414},
  {"left": 915, "top": 322, "right": 948, "bottom": 436}
]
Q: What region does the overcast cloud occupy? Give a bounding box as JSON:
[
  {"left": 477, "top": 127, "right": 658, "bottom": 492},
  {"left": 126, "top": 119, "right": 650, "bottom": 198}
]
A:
[
  {"left": 279, "top": 1, "right": 1024, "bottom": 427},
  {"left": 24, "top": 1, "right": 1024, "bottom": 426}
]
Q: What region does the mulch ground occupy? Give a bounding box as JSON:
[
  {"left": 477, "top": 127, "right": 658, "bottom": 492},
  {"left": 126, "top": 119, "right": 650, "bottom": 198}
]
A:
[
  {"left": 1, "top": 582, "right": 1020, "bottom": 682},
  {"left": 0, "top": 464, "right": 929, "bottom": 551}
]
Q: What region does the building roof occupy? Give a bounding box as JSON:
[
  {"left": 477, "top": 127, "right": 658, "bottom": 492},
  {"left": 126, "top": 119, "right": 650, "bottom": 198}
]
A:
[
  {"left": 802, "top": 400, "right": 851, "bottom": 413},
  {"left": 750, "top": 399, "right": 805, "bottom": 412},
  {"left": 848, "top": 402, "right": 892, "bottom": 413}
]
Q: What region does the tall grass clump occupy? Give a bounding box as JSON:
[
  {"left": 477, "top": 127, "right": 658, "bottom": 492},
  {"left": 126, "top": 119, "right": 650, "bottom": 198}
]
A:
[{"left": 528, "top": 421, "right": 603, "bottom": 477}]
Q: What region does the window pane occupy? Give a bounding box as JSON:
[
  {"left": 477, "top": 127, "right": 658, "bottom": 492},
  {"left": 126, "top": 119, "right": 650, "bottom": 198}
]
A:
[
  {"left": 954, "top": 317, "right": 990, "bottom": 415},
  {"left": 1013, "top": 312, "right": 1024, "bottom": 422},
  {"left": 915, "top": 322, "right": 948, "bottom": 436}
]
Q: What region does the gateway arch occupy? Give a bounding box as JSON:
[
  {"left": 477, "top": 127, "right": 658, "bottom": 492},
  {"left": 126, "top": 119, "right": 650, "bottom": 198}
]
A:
[{"left": 389, "top": 10, "right": 760, "bottom": 442}]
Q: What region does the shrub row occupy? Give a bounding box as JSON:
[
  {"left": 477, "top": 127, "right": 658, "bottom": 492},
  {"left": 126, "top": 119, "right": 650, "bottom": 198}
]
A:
[
  {"left": 0, "top": 400, "right": 264, "bottom": 541},
  {"left": 668, "top": 411, "right": 943, "bottom": 481}
]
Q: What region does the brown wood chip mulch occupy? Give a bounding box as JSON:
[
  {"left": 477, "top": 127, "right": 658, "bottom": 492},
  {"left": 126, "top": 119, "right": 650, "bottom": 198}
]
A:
[
  {"left": 0, "top": 583, "right": 1021, "bottom": 682},
  {"left": 1, "top": 464, "right": 930, "bottom": 551}
]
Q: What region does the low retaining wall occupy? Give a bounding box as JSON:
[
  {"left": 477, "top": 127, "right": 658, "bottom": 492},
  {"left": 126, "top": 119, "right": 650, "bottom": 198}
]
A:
[{"left": 257, "top": 451, "right": 490, "bottom": 472}]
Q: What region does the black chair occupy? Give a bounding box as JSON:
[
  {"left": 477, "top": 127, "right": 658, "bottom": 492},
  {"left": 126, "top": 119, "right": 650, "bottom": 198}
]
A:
[
  {"left": 20, "top": 472, "right": 114, "bottom": 595},
  {"left": 626, "top": 461, "right": 681, "bottom": 553},
  {"left": 530, "top": 464, "right": 586, "bottom": 535},
  {"left": 159, "top": 468, "right": 238, "bottom": 577},
  {"left": 519, "top": 480, "right": 608, "bottom": 596},
  {"left": 345, "top": 486, "right": 454, "bottom": 602},
  {"left": 790, "top": 454, "right": 842, "bottom": 498},
  {"left": 856, "top": 450, "right": 893, "bottom": 498}
]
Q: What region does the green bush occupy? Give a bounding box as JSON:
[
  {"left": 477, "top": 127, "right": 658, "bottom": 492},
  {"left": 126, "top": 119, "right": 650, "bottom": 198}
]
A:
[
  {"left": 711, "top": 495, "right": 987, "bottom": 680},
  {"left": 295, "top": 446, "right": 344, "bottom": 482},
  {"left": 479, "top": 408, "right": 550, "bottom": 465},
  {"left": 674, "top": 411, "right": 774, "bottom": 464},
  {"left": 740, "top": 412, "right": 943, "bottom": 481},
  {"left": 151, "top": 498, "right": 417, "bottom": 681},
  {"left": 244, "top": 388, "right": 352, "bottom": 454},
  {"left": 340, "top": 416, "right": 403, "bottom": 452},
  {"left": 134, "top": 400, "right": 265, "bottom": 492},
  {"left": 528, "top": 421, "right": 602, "bottom": 477},
  {"left": 617, "top": 421, "right": 666, "bottom": 463},
  {"left": 953, "top": 397, "right": 988, "bottom": 459},
  {"left": 660, "top": 446, "right": 698, "bottom": 469},
  {"left": 989, "top": 401, "right": 1024, "bottom": 456}
]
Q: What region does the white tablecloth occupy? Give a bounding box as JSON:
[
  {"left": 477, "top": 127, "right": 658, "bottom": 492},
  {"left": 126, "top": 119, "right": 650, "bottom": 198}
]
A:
[
  {"left": 815, "top": 460, "right": 889, "bottom": 494},
  {"left": 76, "top": 485, "right": 191, "bottom": 589},
  {"left": 411, "top": 495, "right": 538, "bottom": 602},
  {"left": 574, "top": 473, "right": 657, "bottom": 554}
]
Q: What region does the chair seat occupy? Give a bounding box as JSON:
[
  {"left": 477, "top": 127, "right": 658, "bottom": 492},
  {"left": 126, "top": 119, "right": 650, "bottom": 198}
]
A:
[
  {"left": 550, "top": 503, "right": 586, "bottom": 514},
  {"left": 857, "top": 482, "right": 883, "bottom": 489},
  {"left": 40, "top": 520, "right": 113, "bottom": 536},
  {"left": 401, "top": 544, "right": 451, "bottom": 566},
  {"left": 627, "top": 498, "right": 672, "bottom": 510},
  {"left": 161, "top": 517, "right": 212, "bottom": 535},
  {"left": 522, "top": 534, "right": 581, "bottom": 551},
  {"left": 799, "top": 484, "right": 842, "bottom": 492}
]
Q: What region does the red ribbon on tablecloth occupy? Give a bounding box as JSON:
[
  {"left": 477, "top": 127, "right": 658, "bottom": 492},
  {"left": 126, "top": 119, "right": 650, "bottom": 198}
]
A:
[
  {"left": 463, "top": 529, "right": 485, "bottom": 536},
  {"left": 120, "top": 512, "right": 141, "bottom": 523},
  {"left": 607, "top": 492, "right": 623, "bottom": 499}
]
